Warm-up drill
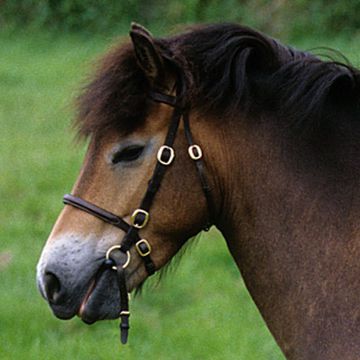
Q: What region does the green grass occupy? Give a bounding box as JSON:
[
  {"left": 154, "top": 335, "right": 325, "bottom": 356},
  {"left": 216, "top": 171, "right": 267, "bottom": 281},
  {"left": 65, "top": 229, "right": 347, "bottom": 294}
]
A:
[{"left": 1, "top": 30, "right": 360, "bottom": 360}]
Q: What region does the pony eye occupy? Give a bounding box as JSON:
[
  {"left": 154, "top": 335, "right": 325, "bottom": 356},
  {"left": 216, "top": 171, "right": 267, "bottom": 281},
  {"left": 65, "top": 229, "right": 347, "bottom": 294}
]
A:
[{"left": 112, "top": 145, "right": 144, "bottom": 164}]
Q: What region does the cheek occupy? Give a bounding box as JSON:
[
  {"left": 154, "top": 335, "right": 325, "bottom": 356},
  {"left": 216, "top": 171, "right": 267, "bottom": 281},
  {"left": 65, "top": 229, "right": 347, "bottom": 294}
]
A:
[
  {"left": 74, "top": 150, "right": 158, "bottom": 217},
  {"left": 150, "top": 150, "right": 208, "bottom": 236},
  {"left": 105, "top": 167, "right": 155, "bottom": 216},
  {"left": 144, "top": 158, "right": 207, "bottom": 269}
]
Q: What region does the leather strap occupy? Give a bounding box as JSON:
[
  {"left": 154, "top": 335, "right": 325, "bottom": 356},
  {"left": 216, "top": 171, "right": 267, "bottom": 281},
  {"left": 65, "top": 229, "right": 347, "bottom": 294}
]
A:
[
  {"left": 138, "top": 106, "right": 182, "bottom": 213},
  {"left": 149, "top": 90, "right": 177, "bottom": 107},
  {"left": 183, "top": 111, "right": 213, "bottom": 230},
  {"left": 63, "top": 195, "right": 156, "bottom": 276},
  {"left": 63, "top": 194, "right": 130, "bottom": 233},
  {"left": 108, "top": 249, "right": 130, "bottom": 344}
]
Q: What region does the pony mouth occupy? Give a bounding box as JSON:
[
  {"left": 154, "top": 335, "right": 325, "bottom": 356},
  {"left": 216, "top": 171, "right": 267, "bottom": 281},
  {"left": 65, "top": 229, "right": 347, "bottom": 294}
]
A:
[
  {"left": 77, "top": 265, "right": 134, "bottom": 324},
  {"left": 76, "top": 268, "right": 118, "bottom": 324},
  {"left": 78, "top": 279, "right": 96, "bottom": 319},
  {"left": 76, "top": 262, "right": 144, "bottom": 324}
]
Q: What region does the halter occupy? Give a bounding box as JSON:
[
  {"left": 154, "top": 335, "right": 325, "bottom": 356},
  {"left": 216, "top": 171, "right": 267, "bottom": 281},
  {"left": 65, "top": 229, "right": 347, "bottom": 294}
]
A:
[{"left": 63, "top": 82, "right": 213, "bottom": 344}]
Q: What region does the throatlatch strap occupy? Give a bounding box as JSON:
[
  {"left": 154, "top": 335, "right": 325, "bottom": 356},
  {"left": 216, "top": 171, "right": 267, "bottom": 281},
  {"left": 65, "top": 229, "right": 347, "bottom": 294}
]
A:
[{"left": 183, "top": 112, "right": 213, "bottom": 230}]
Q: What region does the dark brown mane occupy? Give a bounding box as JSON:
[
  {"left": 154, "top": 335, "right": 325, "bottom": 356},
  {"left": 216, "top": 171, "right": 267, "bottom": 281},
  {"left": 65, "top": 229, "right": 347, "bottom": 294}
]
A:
[
  {"left": 76, "top": 42, "right": 150, "bottom": 138},
  {"left": 76, "top": 23, "right": 360, "bottom": 139}
]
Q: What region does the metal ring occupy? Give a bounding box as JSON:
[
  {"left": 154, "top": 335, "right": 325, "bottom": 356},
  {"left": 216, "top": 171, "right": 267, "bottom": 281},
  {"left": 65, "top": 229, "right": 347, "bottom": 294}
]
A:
[
  {"left": 130, "top": 209, "right": 150, "bottom": 229},
  {"left": 106, "top": 245, "right": 131, "bottom": 270},
  {"left": 157, "top": 145, "right": 175, "bottom": 165},
  {"left": 135, "top": 239, "right": 152, "bottom": 257},
  {"left": 188, "top": 145, "right": 203, "bottom": 160}
]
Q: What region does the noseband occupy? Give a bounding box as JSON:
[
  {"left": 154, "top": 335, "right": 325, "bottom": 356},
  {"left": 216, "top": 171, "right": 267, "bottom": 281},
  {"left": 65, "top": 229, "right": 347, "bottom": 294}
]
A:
[{"left": 63, "top": 82, "right": 213, "bottom": 344}]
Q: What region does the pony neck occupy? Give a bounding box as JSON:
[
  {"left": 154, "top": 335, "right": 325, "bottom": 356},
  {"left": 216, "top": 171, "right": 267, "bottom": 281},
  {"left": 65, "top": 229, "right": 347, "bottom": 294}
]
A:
[{"left": 211, "top": 118, "right": 360, "bottom": 359}]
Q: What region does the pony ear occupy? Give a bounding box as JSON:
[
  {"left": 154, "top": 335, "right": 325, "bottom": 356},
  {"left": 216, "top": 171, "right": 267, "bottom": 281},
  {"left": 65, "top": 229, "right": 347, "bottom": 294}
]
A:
[{"left": 130, "top": 22, "right": 164, "bottom": 83}]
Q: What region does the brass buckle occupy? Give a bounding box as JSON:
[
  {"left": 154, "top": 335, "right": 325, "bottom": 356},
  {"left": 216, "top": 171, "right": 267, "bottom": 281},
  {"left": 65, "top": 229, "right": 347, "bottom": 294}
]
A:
[
  {"left": 157, "top": 145, "right": 175, "bottom": 165},
  {"left": 106, "top": 245, "right": 131, "bottom": 270},
  {"left": 130, "top": 209, "right": 149, "bottom": 229},
  {"left": 135, "top": 239, "right": 152, "bottom": 257},
  {"left": 188, "top": 145, "right": 202, "bottom": 160}
]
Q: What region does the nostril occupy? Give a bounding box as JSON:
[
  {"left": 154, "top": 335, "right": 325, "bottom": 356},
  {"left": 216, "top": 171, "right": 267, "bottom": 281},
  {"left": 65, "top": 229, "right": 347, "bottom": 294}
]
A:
[{"left": 44, "top": 272, "right": 62, "bottom": 304}]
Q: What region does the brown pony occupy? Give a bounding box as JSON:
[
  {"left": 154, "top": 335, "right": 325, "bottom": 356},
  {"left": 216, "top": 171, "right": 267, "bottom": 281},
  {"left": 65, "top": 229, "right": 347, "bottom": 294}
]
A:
[{"left": 36, "top": 23, "right": 360, "bottom": 359}]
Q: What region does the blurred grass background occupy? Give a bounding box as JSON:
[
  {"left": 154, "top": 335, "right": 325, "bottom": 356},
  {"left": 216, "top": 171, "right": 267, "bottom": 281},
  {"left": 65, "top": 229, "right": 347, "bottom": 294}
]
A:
[
  {"left": 1, "top": 1, "right": 360, "bottom": 359},
  {"left": 3, "top": 0, "right": 360, "bottom": 40}
]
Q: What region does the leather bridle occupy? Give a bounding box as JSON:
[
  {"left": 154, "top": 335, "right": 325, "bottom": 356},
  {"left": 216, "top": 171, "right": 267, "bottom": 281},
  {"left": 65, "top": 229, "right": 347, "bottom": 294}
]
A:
[{"left": 63, "top": 81, "right": 213, "bottom": 344}]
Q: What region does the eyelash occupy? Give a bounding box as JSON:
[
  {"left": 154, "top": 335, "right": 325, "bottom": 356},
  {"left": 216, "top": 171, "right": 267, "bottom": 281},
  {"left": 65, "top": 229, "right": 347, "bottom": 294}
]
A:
[{"left": 112, "top": 145, "right": 144, "bottom": 164}]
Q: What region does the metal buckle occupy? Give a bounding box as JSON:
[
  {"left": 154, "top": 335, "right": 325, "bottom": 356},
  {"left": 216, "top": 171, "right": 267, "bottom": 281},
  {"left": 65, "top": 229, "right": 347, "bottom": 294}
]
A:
[
  {"left": 157, "top": 145, "right": 175, "bottom": 165},
  {"left": 135, "top": 239, "right": 152, "bottom": 257},
  {"left": 188, "top": 145, "right": 202, "bottom": 160},
  {"left": 106, "top": 245, "right": 131, "bottom": 270},
  {"left": 130, "top": 209, "right": 149, "bottom": 229}
]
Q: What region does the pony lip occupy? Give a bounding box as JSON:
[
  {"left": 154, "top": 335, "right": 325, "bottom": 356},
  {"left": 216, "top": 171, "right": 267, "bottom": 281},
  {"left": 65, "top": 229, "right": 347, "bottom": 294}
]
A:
[
  {"left": 78, "top": 279, "right": 96, "bottom": 317},
  {"left": 77, "top": 260, "right": 111, "bottom": 319}
]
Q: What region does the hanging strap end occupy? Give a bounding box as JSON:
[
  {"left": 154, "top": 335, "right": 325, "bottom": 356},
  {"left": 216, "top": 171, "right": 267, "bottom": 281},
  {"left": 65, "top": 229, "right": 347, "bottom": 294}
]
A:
[{"left": 120, "top": 311, "right": 130, "bottom": 344}]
